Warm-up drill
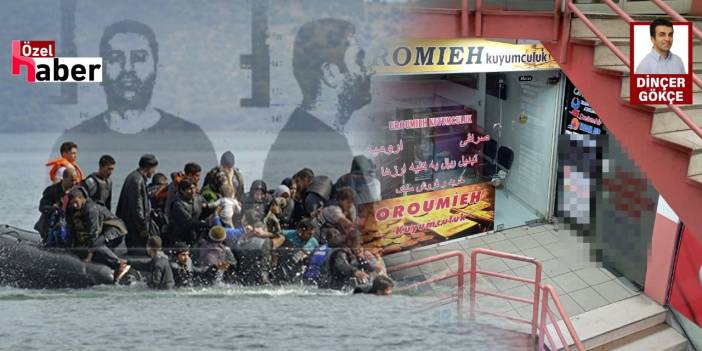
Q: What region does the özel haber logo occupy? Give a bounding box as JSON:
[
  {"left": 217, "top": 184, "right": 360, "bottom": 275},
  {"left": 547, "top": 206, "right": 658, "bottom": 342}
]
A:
[{"left": 11, "top": 40, "right": 102, "bottom": 83}]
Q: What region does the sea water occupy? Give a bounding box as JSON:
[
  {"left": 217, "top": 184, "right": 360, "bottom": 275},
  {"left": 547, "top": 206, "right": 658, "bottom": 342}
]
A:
[{"left": 0, "top": 132, "right": 530, "bottom": 350}]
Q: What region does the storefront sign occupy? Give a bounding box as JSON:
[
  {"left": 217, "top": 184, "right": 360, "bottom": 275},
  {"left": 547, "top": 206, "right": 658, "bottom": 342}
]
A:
[
  {"left": 669, "top": 226, "right": 702, "bottom": 327},
  {"left": 373, "top": 38, "right": 559, "bottom": 75},
  {"left": 359, "top": 183, "right": 495, "bottom": 256},
  {"left": 562, "top": 79, "right": 606, "bottom": 135}
]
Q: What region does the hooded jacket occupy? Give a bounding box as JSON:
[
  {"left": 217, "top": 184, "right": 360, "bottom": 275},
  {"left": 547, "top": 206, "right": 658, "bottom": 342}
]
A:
[{"left": 243, "top": 180, "right": 272, "bottom": 216}]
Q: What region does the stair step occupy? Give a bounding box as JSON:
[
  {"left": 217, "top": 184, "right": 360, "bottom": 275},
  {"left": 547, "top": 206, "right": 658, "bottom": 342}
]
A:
[
  {"left": 571, "top": 16, "right": 702, "bottom": 40},
  {"left": 653, "top": 129, "right": 702, "bottom": 150},
  {"left": 627, "top": 92, "right": 702, "bottom": 112},
  {"left": 592, "top": 40, "right": 702, "bottom": 66},
  {"left": 690, "top": 151, "right": 702, "bottom": 177},
  {"left": 546, "top": 294, "right": 666, "bottom": 350},
  {"left": 651, "top": 108, "right": 702, "bottom": 135},
  {"left": 596, "top": 62, "right": 702, "bottom": 75},
  {"left": 651, "top": 129, "right": 702, "bottom": 182},
  {"left": 603, "top": 323, "right": 688, "bottom": 351}
]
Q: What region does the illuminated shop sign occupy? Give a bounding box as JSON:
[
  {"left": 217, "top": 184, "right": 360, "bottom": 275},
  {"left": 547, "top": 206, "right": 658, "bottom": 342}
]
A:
[{"left": 373, "top": 38, "right": 559, "bottom": 75}]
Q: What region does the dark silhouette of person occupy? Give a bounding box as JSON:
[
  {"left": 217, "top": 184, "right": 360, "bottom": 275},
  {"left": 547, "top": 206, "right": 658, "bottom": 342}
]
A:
[
  {"left": 262, "top": 18, "right": 372, "bottom": 186},
  {"left": 52, "top": 19, "right": 216, "bottom": 198}
]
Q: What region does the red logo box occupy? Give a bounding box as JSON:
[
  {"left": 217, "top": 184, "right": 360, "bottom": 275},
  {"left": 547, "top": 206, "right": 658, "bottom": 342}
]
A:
[{"left": 629, "top": 22, "right": 692, "bottom": 105}]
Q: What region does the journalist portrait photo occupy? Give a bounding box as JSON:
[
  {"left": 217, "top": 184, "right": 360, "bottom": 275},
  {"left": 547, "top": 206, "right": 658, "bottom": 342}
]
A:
[{"left": 633, "top": 18, "right": 689, "bottom": 75}]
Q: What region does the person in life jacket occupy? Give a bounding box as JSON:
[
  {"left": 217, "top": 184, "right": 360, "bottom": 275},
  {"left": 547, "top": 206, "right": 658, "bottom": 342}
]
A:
[
  {"left": 304, "top": 175, "right": 333, "bottom": 217},
  {"left": 35, "top": 168, "right": 78, "bottom": 243},
  {"left": 147, "top": 173, "right": 169, "bottom": 210},
  {"left": 46, "top": 141, "right": 84, "bottom": 184},
  {"left": 312, "top": 187, "right": 357, "bottom": 238},
  {"left": 275, "top": 218, "right": 319, "bottom": 284},
  {"left": 67, "top": 187, "right": 131, "bottom": 283},
  {"left": 304, "top": 223, "right": 347, "bottom": 286},
  {"left": 82, "top": 154, "right": 116, "bottom": 210}
]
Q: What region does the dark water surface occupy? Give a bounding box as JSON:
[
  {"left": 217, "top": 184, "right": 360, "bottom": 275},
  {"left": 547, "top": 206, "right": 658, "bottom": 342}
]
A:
[{"left": 0, "top": 284, "right": 532, "bottom": 351}]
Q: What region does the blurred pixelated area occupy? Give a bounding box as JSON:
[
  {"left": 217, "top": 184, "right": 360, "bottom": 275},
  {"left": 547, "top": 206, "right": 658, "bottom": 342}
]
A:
[{"left": 557, "top": 133, "right": 658, "bottom": 286}]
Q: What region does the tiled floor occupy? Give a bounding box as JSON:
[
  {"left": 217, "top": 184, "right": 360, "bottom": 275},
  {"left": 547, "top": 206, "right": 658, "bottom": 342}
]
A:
[{"left": 388, "top": 223, "right": 641, "bottom": 321}]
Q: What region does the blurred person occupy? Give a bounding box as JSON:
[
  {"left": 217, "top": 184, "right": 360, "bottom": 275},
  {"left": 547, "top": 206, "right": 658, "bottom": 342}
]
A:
[
  {"left": 263, "top": 18, "right": 372, "bottom": 184},
  {"left": 51, "top": 19, "right": 216, "bottom": 188},
  {"left": 145, "top": 236, "right": 175, "bottom": 289}
]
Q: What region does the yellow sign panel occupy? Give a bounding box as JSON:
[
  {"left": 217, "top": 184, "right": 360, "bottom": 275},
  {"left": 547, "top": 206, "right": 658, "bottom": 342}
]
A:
[
  {"left": 373, "top": 38, "right": 559, "bottom": 75},
  {"left": 359, "top": 183, "right": 495, "bottom": 256}
]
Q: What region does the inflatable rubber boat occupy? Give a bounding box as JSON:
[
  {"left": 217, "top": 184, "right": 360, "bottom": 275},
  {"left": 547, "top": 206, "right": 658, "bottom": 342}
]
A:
[{"left": 0, "top": 225, "right": 140, "bottom": 288}]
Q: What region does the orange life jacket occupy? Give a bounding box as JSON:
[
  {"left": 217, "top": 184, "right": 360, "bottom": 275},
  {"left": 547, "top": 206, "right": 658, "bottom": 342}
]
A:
[
  {"left": 155, "top": 173, "right": 183, "bottom": 201},
  {"left": 46, "top": 157, "right": 84, "bottom": 183}
]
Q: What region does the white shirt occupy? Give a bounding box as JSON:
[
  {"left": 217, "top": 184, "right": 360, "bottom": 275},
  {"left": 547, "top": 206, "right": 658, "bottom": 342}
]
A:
[
  {"left": 212, "top": 197, "right": 241, "bottom": 223},
  {"left": 635, "top": 49, "right": 686, "bottom": 74}
]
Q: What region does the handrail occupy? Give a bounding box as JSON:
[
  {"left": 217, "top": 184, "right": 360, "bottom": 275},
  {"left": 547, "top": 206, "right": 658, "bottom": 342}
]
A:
[
  {"left": 601, "top": 0, "right": 633, "bottom": 23},
  {"left": 476, "top": 0, "right": 483, "bottom": 36},
  {"left": 597, "top": 0, "right": 702, "bottom": 90},
  {"left": 469, "top": 248, "right": 543, "bottom": 340},
  {"left": 388, "top": 250, "right": 465, "bottom": 317},
  {"left": 388, "top": 247, "right": 585, "bottom": 347},
  {"left": 538, "top": 284, "right": 585, "bottom": 351},
  {"left": 651, "top": 0, "right": 702, "bottom": 41},
  {"left": 566, "top": 0, "right": 702, "bottom": 143},
  {"left": 567, "top": 2, "right": 631, "bottom": 67},
  {"left": 462, "top": 0, "right": 469, "bottom": 37}
]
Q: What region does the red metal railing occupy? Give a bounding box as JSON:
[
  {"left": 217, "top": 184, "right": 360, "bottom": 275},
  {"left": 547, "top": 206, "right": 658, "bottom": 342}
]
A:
[
  {"left": 387, "top": 250, "right": 465, "bottom": 317},
  {"left": 469, "top": 248, "right": 543, "bottom": 339},
  {"left": 651, "top": 0, "right": 702, "bottom": 41},
  {"left": 539, "top": 285, "right": 585, "bottom": 351},
  {"left": 561, "top": 0, "right": 702, "bottom": 146},
  {"left": 388, "top": 247, "right": 585, "bottom": 349}
]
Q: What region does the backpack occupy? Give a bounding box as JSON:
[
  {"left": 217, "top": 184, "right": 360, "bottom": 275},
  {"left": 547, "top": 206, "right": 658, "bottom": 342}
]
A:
[
  {"left": 303, "top": 244, "right": 331, "bottom": 284},
  {"left": 46, "top": 208, "right": 72, "bottom": 248}
]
